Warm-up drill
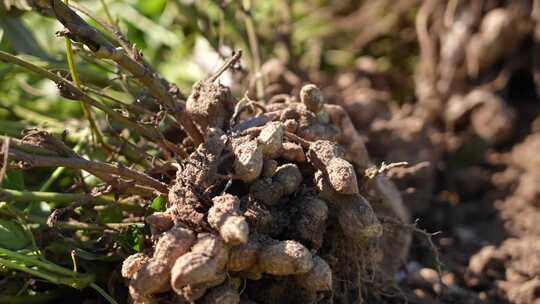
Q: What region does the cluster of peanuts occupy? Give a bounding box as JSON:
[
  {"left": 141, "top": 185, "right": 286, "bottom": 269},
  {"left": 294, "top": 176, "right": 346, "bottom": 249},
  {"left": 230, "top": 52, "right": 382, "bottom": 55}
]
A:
[{"left": 121, "top": 82, "right": 403, "bottom": 304}]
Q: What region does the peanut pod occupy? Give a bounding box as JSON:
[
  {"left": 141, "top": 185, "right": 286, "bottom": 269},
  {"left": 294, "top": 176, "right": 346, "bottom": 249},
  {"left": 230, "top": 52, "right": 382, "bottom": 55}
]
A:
[
  {"left": 249, "top": 164, "right": 302, "bottom": 206},
  {"left": 233, "top": 140, "right": 264, "bottom": 183},
  {"left": 257, "top": 121, "right": 284, "bottom": 157},
  {"left": 199, "top": 283, "right": 241, "bottom": 304},
  {"left": 208, "top": 194, "right": 249, "bottom": 245},
  {"left": 145, "top": 211, "right": 173, "bottom": 235},
  {"left": 291, "top": 196, "right": 328, "bottom": 249},
  {"left": 300, "top": 84, "right": 325, "bottom": 114},
  {"left": 257, "top": 240, "right": 313, "bottom": 275},
  {"left": 131, "top": 226, "right": 195, "bottom": 296},
  {"left": 171, "top": 233, "right": 229, "bottom": 300},
  {"left": 294, "top": 256, "right": 333, "bottom": 291},
  {"left": 308, "top": 140, "right": 359, "bottom": 195},
  {"left": 315, "top": 171, "right": 382, "bottom": 241},
  {"left": 121, "top": 253, "right": 150, "bottom": 280}
]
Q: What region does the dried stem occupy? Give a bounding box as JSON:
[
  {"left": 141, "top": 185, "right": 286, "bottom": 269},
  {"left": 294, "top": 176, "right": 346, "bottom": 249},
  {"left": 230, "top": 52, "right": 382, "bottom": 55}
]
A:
[
  {"left": 284, "top": 131, "right": 312, "bottom": 148},
  {"left": 0, "top": 188, "right": 142, "bottom": 212},
  {"left": 4, "top": 145, "right": 168, "bottom": 194},
  {"left": 238, "top": 0, "right": 265, "bottom": 100},
  {"left": 50, "top": 0, "right": 203, "bottom": 145},
  {"left": 39, "top": 140, "right": 84, "bottom": 191},
  {"left": 0, "top": 137, "right": 9, "bottom": 184},
  {"left": 364, "top": 161, "right": 410, "bottom": 179},
  {"left": 207, "top": 50, "right": 242, "bottom": 83},
  {"left": 0, "top": 50, "right": 179, "bottom": 157}
]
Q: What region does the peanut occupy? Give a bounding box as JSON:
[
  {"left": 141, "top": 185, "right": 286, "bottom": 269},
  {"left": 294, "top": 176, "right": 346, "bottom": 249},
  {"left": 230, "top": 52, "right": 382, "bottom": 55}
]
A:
[
  {"left": 208, "top": 194, "right": 249, "bottom": 245},
  {"left": 258, "top": 240, "right": 313, "bottom": 275}
]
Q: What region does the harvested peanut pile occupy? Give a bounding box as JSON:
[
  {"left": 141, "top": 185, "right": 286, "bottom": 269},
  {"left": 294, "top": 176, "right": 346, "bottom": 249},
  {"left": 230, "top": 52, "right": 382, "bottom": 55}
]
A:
[{"left": 121, "top": 83, "right": 411, "bottom": 304}]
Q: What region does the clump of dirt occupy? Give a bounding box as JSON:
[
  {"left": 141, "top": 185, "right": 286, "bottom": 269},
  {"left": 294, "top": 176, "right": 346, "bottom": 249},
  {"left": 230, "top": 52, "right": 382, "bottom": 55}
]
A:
[{"left": 121, "top": 82, "right": 411, "bottom": 304}]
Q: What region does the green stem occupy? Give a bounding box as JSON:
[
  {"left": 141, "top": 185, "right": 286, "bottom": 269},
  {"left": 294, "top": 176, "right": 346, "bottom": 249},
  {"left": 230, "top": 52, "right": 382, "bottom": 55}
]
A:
[
  {"left": 98, "top": 0, "right": 115, "bottom": 26},
  {"left": 0, "top": 120, "right": 27, "bottom": 136},
  {"left": 91, "top": 283, "right": 119, "bottom": 304},
  {"left": 39, "top": 166, "right": 66, "bottom": 192},
  {"left": 0, "top": 207, "right": 143, "bottom": 231},
  {"left": 0, "top": 257, "right": 65, "bottom": 284},
  {"left": 0, "top": 248, "right": 76, "bottom": 277},
  {"left": 0, "top": 288, "right": 67, "bottom": 304},
  {"left": 63, "top": 1, "right": 108, "bottom": 150},
  {"left": 0, "top": 189, "right": 144, "bottom": 212},
  {"left": 16, "top": 279, "right": 31, "bottom": 296},
  {"left": 39, "top": 140, "right": 85, "bottom": 192},
  {"left": 14, "top": 216, "right": 42, "bottom": 259},
  {"left": 10, "top": 105, "right": 65, "bottom": 129},
  {"left": 0, "top": 51, "right": 164, "bottom": 143},
  {"left": 1, "top": 189, "right": 112, "bottom": 206},
  {"left": 64, "top": 41, "right": 81, "bottom": 87},
  {"left": 0, "top": 256, "right": 93, "bottom": 288},
  {"left": 0, "top": 253, "right": 115, "bottom": 303},
  {"left": 30, "top": 217, "right": 144, "bottom": 231},
  {"left": 0, "top": 121, "right": 85, "bottom": 143}
]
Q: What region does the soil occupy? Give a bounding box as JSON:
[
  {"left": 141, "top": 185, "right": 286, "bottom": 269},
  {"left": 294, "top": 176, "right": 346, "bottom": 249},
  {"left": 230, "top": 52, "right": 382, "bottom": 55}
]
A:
[
  {"left": 334, "top": 69, "right": 540, "bottom": 304},
  {"left": 260, "top": 46, "right": 540, "bottom": 302}
]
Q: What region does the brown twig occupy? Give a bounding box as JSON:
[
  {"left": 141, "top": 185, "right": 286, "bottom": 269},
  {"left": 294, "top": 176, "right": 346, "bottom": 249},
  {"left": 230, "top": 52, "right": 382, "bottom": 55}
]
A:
[
  {"left": 50, "top": 0, "right": 203, "bottom": 145},
  {"left": 0, "top": 137, "right": 9, "bottom": 184},
  {"left": 82, "top": 86, "right": 155, "bottom": 117},
  {"left": 238, "top": 0, "right": 264, "bottom": 99},
  {"left": 364, "top": 161, "right": 410, "bottom": 179},
  {"left": 2, "top": 136, "right": 59, "bottom": 156},
  {"left": 0, "top": 50, "right": 182, "bottom": 158},
  {"left": 207, "top": 50, "right": 242, "bottom": 83},
  {"left": 5, "top": 146, "right": 168, "bottom": 194},
  {"left": 284, "top": 131, "right": 312, "bottom": 148}
]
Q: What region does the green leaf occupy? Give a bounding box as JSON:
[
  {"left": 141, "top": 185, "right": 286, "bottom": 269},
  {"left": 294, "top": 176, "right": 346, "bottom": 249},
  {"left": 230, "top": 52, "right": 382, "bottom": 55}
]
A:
[
  {"left": 147, "top": 195, "right": 166, "bottom": 215},
  {"left": 72, "top": 247, "right": 120, "bottom": 262},
  {"left": 2, "top": 0, "right": 31, "bottom": 11},
  {"left": 24, "top": 201, "right": 51, "bottom": 217},
  {"left": 1, "top": 171, "right": 24, "bottom": 190},
  {"left": 46, "top": 241, "right": 120, "bottom": 262},
  {"left": 0, "top": 219, "right": 30, "bottom": 250},
  {"left": 114, "top": 225, "right": 145, "bottom": 253},
  {"left": 118, "top": 4, "right": 180, "bottom": 47},
  {"left": 0, "top": 16, "right": 50, "bottom": 60},
  {"left": 129, "top": 226, "right": 145, "bottom": 252},
  {"left": 97, "top": 205, "right": 123, "bottom": 224},
  {"left": 136, "top": 0, "right": 166, "bottom": 17}
]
